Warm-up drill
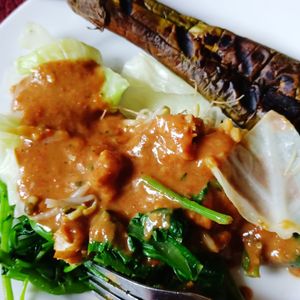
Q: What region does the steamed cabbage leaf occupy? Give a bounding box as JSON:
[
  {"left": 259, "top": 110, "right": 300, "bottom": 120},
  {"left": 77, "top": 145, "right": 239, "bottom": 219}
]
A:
[
  {"left": 121, "top": 53, "right": 225, "bottom": 126},
  {"left": 15, "top": 24, "right": 128, "bottom": 107},
  {"left": 102, "top": 67, "right": 129, "bottom": 107},
  {"left": 210, "top": 111, "right": 300, "bottom": 239},
  {"left": 16, "top": 38, "right": 102, "bottom": 75},
  {"left": 19, "top": 22, "right": 55, "bottom": 51}
]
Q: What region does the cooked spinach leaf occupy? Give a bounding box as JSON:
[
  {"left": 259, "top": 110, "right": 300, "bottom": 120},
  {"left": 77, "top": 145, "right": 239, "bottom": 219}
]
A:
[
  {"left": 128, "top": 209, "right": 203, "bottom": 281},
  {"left": 0, "top": 213, "right": 89, "bottom": 295},
  {"left": 87, "top": 241, "right": 154, "bottom": 279},
  {"left": 191, "top": 184, "right": 209, "bottom": 203}
]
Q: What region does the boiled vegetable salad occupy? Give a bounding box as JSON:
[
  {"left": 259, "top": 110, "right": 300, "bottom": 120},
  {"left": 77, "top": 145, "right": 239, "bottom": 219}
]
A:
[{"left": 1, "top": 24, "right": 300, "bottom": 300}]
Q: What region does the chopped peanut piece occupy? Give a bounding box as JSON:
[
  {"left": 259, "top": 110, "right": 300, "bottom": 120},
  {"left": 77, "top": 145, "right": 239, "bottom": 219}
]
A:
[{"left": 219, "top": 118, "right": 245, "bottom": 142}]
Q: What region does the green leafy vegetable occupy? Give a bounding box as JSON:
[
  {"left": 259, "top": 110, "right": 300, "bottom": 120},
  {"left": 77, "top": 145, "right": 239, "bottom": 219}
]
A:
[
  {"left": 241, "top": 251, "right": 260, "bottom": 278},
  {"left": 0, "top": 182, "right": 13, "bottom": 253},
  {"left": 197, "top": 254, "right": 245, "bottom": 300},
  {"left": 0, "top": 182, "right": 14, "bottom": 300},
  {"left": 128, "top": 209, "right": 203, "bottom": 281},
  {"left": 28, "top": 219, "right": 53, "bottom": 242},
  {"left": 20, "top": 279, "right": 29, "bottom": 300},
  {"left": 88, "top": 241, "right": 152, "bottom": 279},
  {"left": 141, "top": 176, "right": 232, "bottom": 225},
  {"left": 0, "top": 210, "right": 89, "bottom": 296},
  {"left": 291, "top": 257, "right": 300, "bottom": 269},
  {"left": 191, "top": 183, "right": 209, "bottom": 203}
]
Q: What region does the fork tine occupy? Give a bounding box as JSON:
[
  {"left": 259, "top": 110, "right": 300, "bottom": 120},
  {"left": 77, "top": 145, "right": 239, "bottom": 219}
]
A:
[
  {"left": 88, "top": 271, "right": 140, "bottom": 300},
  {"left": 88, "top": 263, "right": 211, "bottom": 300},
  {"left": 89, "top": 278, "right": 123, "bottom": 300},
  {"left": 89, "top": 263, "right": 147, "bottom": 297}
]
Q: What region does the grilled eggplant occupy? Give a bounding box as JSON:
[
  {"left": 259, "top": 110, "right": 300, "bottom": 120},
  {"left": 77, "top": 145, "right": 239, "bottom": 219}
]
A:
[{"left": 68, "top": 0, "right": 300, "bottom": 130}]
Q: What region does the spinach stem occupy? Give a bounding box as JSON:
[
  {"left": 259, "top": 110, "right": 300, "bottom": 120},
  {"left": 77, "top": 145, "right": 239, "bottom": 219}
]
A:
[
  {"left": 20, "top": 278, "right": 29, "bottom": 300},
  {"left": 141, "top": 176, "right": 232, "bottom": 225},
  {"left": 2, "top": 276, "right": 13, "bottom": 300},
  {"left": 0, "top": 182, "right": 14, "bottom": 300}
]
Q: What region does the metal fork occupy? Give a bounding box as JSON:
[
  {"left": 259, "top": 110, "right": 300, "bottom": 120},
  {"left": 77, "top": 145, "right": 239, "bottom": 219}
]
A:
[{"left": 87, "top": 262, "right": 211, "bottom": 300}]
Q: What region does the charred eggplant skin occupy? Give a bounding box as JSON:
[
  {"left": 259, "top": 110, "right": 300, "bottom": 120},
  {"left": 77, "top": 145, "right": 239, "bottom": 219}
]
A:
[{"left": 69, "top": 0, "right": 300, "bottom": 130}]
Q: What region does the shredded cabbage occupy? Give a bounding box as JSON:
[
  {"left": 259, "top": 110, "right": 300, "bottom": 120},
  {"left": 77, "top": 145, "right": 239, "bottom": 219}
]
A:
[
  {"left": 209, "top": 111, "right": 300, "bottom": 239},
  {"left": 121, "top": 53, "right": 225, "bottom": 126}
]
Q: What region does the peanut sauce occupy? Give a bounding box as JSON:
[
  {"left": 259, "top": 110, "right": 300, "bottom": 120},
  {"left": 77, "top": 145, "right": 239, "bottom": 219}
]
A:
[
  {"left": 241, "top": 223, "right": 300, "bottom": 274},
  {"left": 12, "top": 59, "right": 300, "bottom": 268},
  {"left": 13, "top": 60, "right": 234, "bottom": 217},
  {"left": 13, "top": 60, "right": 107, "bottom": 133}
]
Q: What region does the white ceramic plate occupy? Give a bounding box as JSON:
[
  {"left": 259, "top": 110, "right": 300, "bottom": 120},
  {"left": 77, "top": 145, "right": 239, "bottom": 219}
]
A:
[{"left": 0, "top": 0, "right": 300, "bottom": 299}]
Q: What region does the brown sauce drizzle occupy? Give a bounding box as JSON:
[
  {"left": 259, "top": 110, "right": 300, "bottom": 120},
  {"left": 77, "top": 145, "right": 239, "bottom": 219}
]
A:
[
  {"left": 241, "top": 223, "right": 300, "bottom": 274},
  {"left": 12, "top": 59, "right": 300, "bottom": 272}
]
